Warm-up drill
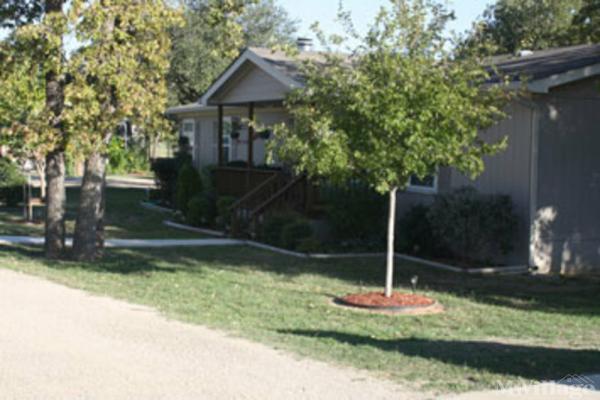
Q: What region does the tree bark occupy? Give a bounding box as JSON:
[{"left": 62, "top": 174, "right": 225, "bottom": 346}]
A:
[
  {"left": 384, "top": 187, "right": 398, "bottom": 297},
  {"left": 72, "top": 152, "right": 107, "bottom": 261},
  {"left": 43, "top": 0, "right": 66, "bottom": 259}
]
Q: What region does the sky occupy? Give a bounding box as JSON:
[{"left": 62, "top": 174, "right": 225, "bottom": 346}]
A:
[
  {"left": 0, "top": 0, "right": 494, "bottom": 46},
  {"left": 279, "top": 0, "right": 494, "bottom": 43}
]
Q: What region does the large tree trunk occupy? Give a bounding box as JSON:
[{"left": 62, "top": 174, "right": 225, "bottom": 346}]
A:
[
  {"left": 43, "top": 0, "right": 66, "bottom": 259},
  {"left": 44, "top": 151, "right": 66, "bottom": 257},
  {"left": 384, "top": 187, "right": 398, "bottom": 297},
  {"left": 72, "top": 152, "right": 107, "bottom": 261}
]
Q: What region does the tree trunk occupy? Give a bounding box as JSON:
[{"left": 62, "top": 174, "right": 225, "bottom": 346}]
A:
[
  {"left": 72, "top": 152, "right": 107, "bottom": 261},
  {"left": 44, "top": 151, "right": 66, "bottom": 258},
  {"left": 384, "top": 187, "right": 398, "bottom": 297},
  {"left": 43, "top": 0, "right": 66, "bottom": 259},
  {"left": 35, "top": 159, "right": 46, "bottom": 199}
]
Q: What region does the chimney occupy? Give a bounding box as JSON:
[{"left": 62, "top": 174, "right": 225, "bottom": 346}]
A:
[{"left": 296, "top": 37, "right": 313, "bottom": 52}]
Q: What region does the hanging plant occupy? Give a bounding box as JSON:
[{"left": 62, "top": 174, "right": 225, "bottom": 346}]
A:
[{"left": 230, "top": 130, "right": 241, "bottom": 140}]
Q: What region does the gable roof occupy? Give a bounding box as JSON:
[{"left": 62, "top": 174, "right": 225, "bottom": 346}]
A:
[
  {"left": 489, "top": 43, "right": 600, "bottom": 92},
  {"left": 177, "top": 43, "right": 600, "bottom": 114}
]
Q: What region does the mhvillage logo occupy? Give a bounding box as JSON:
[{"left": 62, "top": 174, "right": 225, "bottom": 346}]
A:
[{"left": 495, "top": 374, "right": 597, "bottom": 399}]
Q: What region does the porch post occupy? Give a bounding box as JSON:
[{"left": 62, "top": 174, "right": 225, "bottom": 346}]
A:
[
  {"left": 217, "top": 104, "right": 224, "bottom": 166},
  {"left": 247, "top": 102, "right": 254, "bottom": 168}
]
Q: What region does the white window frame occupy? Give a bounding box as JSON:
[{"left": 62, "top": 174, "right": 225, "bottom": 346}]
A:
[
  {"left": 406, "top": 173, "right": 438, "bottom": 194},
  {"left": 181, "top": 119, "right": 195, "bottom": 148}
]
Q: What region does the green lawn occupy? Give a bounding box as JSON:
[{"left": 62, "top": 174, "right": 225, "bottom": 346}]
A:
[
  {"left": 1, "top": 243, "right": 598, "bottom": 394},
  {"left": 0, "top": 188, "right": 207, "bottom": 239}
]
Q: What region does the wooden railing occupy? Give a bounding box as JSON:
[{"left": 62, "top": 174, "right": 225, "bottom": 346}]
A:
[
  {"left": 229, "top": 172, "right": 309, "bottom": 237},
  {"left": 213, "top": 167, "right": 279, "bottom": 197}
]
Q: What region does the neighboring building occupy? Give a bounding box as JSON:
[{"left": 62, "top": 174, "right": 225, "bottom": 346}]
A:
[{"left": 166, "top": 42, "right": 600, "bottom": 275}]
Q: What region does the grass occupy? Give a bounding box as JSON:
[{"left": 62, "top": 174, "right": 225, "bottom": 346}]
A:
[
  {"left": 1, "top": 243, "right": 598, "bottom": 394},
  {"left": 0, "top": 187, "right": 207, "bottom": 239}
]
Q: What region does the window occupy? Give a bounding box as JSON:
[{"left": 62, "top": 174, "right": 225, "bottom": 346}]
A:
[
  {"left": 181, "top": 119, "right": 195, "bottom": 148},
  {"left": 407, "top": 174, "right": 437, "bottom": 194}
]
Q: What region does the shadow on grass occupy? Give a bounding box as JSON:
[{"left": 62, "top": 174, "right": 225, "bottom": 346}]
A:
[
  {"left": 1, "top": 245, "right": 202, "bottom": 275},
  {"left": 279, "top": 329, "right": 600, "bottom": 383},
  {"left": 2, "top": 243, "right": 599, "bottom": 317}
]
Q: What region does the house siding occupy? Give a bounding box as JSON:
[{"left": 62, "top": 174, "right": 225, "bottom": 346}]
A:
[
  {"left": 214, "top": 63, "right": 289, "bottom": 105},
  {"left": 394, "top": 102, "right": 534, "bottom": 265},
  {"left": 532, "top": 77, "right": 600, "bottom": 275}
]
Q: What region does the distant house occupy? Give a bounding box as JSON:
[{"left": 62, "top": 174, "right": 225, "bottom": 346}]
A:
[{"left": 166, "top": 41, "right": 600, "bottom": 275}]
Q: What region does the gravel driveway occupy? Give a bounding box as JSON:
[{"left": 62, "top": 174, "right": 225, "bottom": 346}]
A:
[{"left": 0, "top": 268, "right": 422, "bottom": 400}]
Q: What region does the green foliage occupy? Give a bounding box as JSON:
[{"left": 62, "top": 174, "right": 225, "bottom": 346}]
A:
[
  {"left": 176, "top": 162, "right": 202, "bottom": 215},
  {"left": 151, "top": 158, "right": 180, "bottom": 206},
  {"left": 216, "top": 195, "right": 236, "bottom": 229},
  {"left": 295, "top": 237, "right": 322, "bottom": 254},
  {"left": 168, "top": 0, "right": 297, "bottom": 104},
  {"left": 321, "top": 181, "right": 386, "bottom": 248},
  {"left": 396, "top": 204, "right": 448, "bottom": 258},
  {"left": 465, "top": 0, "right": 598, "bottom": 54},
  {"left": 106, "top": 136, "right": 149, "bottom": 175},
  {"left": 273, "top": 0, "right": 512, "bottom": 195},
  {"left": 259, "top": 212, "right": 301, "bottom": 247},
  {"left": 186, "top": 193, "right": 216, "bottom": 227},
  {"left": 281, "top": 220, "right": 314, "bottom": 251},
  {"left": 0, "top": 158, "right": 25, "bottom": 187},
  {"left": 428, "top": 187, "right": 519, "bottom": 264},
  {"left": 0, "top": 158, "right": 25, "bottom": 206}
]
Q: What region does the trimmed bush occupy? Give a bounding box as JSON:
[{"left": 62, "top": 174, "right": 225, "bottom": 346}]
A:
[
  {"left": 259, "top": 212, "right": 300, "bottom": 247},
  {"left": 428, "top": 186, "right": 519, "bottom": 264},
  {"left": 176, "top": 163, "right": 202, "bottom": 216},
  {"left": 296, "top": 237, "right": 322, "bottom": 253},
  {"left": 321, "top": 181, "right": 387, "bottom": 249},
  {"left": 150, "top": 158, "right": 179, "bottom": 206},
  {"left": 282, "top": 220, "right": 314, "bottom": 250},
  {"left": 0, "top": 158, "right": 25, "bottom": 207},
  {"left": 216, "top": 195, "right": 236, "bottom": 229},
  {"left": 396, "top": 204, "right": 448, "bottom": 258}
]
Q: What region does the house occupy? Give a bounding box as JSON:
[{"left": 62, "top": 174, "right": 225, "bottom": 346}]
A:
[{"left": 166, "top": 41, "right": 600, "bottom": 275}]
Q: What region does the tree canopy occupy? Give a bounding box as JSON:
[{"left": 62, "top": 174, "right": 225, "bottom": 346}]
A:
[
  {"left": 273, "top": 0, "right": 513, "bottom": 296},
  {"left": 167, "top": 0, "right": 298, "bottom": 105},
  {"left": 467, "top": 0, "right": 599, "bottom": 54}
]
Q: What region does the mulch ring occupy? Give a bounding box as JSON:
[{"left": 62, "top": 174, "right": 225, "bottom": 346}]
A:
[{"left": 333, "top": 291, "right": 444, "bottom": 315}]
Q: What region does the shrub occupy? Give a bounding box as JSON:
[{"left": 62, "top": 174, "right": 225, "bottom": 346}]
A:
[
  {"left": 0, "top": 158, "right": 25, "bottom": 207},
  {"left": 428, "top": 186, "right": 519, "bottom": 264},
  {"left": 259, "top": 212, "right": 301, "bottom": 247},
  {"left": 396, "top": 204, "right": 448, "bottom": 257},
  {"left": 185, "top": 193, "right": 214, "bottom": 227},
  {"left": 216, "top": 195, "right": 236, "bottom": 229},
  {"left": 281, "top": 220, "right": 314, "bottom": 250},
  {"left": 296, "top": 237, "right": 322, "bottom": 253},
  {"left": 321, "top": 181, "right": 387, "bottom": 248},
  {"left": 176, "top": 163, "right": 202, "bottom": 216},
  {"left": 106, "top": 136, "right": 149, "bottom": 175},
  {"left": 150, "top": 158, "right": 179, "bottom": 206},
  {"left": 150, "top": 137, "right": 193, "bottom": 207}
]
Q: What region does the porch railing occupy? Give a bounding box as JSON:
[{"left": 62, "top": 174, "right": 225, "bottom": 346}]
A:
[{"left": 213, "top": 167, "right": 279, "bottom": 197}]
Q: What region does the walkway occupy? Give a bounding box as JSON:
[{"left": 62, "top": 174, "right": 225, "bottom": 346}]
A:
[{"left": 0, "top": 236, "right": 242, "bottom": 247}]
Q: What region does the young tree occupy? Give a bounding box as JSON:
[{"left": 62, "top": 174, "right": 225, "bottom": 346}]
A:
[
  {"left": 273, "top": 0, "right": 512, "bottom": 297},
  {"left": 67, "top": 0, "right": 180, "bottom": 261},
  {"left": 167, "top": 0, "right": 297, "bottom": 105}
]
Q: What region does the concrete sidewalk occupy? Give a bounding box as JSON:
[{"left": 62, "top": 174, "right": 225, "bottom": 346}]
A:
[{"left": 0, "top": 236, "right": 243, "bottom": 248}]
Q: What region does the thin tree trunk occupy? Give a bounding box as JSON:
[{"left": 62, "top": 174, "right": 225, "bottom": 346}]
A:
[
  {"left": 43, "top": 0, "right": 66, "bottom": 259},
  {"left": 384, "top": 187, "right": 398, "bottom": 297},
  {"left": 72, "top": 152, "right": 107, "bottom": 261}
]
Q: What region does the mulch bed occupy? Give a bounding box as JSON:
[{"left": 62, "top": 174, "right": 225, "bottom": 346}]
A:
[{"left": 334, "top": 291, "right": 442, "bottom": 315}]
